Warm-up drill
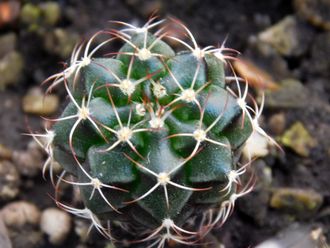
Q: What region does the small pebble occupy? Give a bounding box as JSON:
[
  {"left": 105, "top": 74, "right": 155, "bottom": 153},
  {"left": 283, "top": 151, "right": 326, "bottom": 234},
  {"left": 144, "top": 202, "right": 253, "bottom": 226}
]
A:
[
  {"left": 20, "top": 3, "right": 41, "bottom": 26},
  {"left": 1, "top": 201, "right": 42, "bottom": 248},
  {"left": 12, "top": 141, "right": 43, "bottom": 177},
  {"left": 0, "top": 32, "right": 17, "bottom": 57},
  {"left": 0, "top": 51, "right": 24, "bottom": 90},
  {"left": 258, "top": 15, "right": 314, "bottom": 56},
  {"left": 270, "top": 188, "right": 323, "bottom": 216},
  {"left": 39, "top": 2, "right": 61, "bottom": 26},
  {"left": 1, "top": 201, "right": 41, "bottom": 227},
  {"left": 0, "top": 215, "right": 12, "bottom": 248},
  {"left": 281, "top": 122, "right": 317, "bottom": 157},
  {"left": 0, "top": 160, "right": 20, "bottom": 201},
  {"left": 268, "top": 112, "right": 286, "bottom": 135},
  {"left": 20, "top": 1, "right": 60, "bottom": 28},
  {"left": 22, "top": 87, "right": 59, "bottom": 116},
  {"left": 40, "top": 208, "right": 72, "bottom": 245},
  {"left": 0, "top": 144, "right": 13, "bottom": 160}
]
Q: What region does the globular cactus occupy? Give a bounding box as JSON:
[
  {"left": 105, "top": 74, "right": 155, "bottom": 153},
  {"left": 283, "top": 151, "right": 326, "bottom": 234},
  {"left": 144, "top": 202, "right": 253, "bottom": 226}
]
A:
[{"left": 33, "top": 17, "right": 273, "bottom": 247}]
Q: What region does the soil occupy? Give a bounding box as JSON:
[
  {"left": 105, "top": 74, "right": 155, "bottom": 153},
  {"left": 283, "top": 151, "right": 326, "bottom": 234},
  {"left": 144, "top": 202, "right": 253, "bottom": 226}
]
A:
[{"left": 0, "top": 0, "right": 329, "bottom": 248}]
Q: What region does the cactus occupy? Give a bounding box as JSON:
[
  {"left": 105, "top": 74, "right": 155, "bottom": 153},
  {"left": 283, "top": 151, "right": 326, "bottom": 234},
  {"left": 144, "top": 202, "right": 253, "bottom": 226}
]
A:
[{"left": 32, "top": 17, "right": 274, "bottom": 247}]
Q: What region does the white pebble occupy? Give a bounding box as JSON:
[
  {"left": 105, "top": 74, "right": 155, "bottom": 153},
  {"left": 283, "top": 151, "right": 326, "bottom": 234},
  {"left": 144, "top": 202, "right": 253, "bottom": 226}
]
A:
[{"left": 40, "top": 208, "right": 71, "bottom": 245}]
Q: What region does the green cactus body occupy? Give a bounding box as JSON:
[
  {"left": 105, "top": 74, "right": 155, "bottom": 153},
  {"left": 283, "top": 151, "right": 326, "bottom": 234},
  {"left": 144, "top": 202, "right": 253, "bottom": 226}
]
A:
[{"left": 41, "top": 19, "right": 260, "bottom": 247}]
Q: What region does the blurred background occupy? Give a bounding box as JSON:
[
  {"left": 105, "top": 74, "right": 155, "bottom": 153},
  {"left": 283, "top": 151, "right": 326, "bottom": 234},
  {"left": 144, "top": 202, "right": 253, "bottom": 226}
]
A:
[{"left": 0, "top": 0, "right": 329, "bottom": 247}]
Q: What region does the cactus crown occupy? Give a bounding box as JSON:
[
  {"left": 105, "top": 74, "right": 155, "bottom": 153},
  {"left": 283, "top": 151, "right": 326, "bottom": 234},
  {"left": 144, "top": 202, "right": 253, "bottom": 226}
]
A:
[{"left": 32, "top": 17, "right": 272, "bottom": 247}]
